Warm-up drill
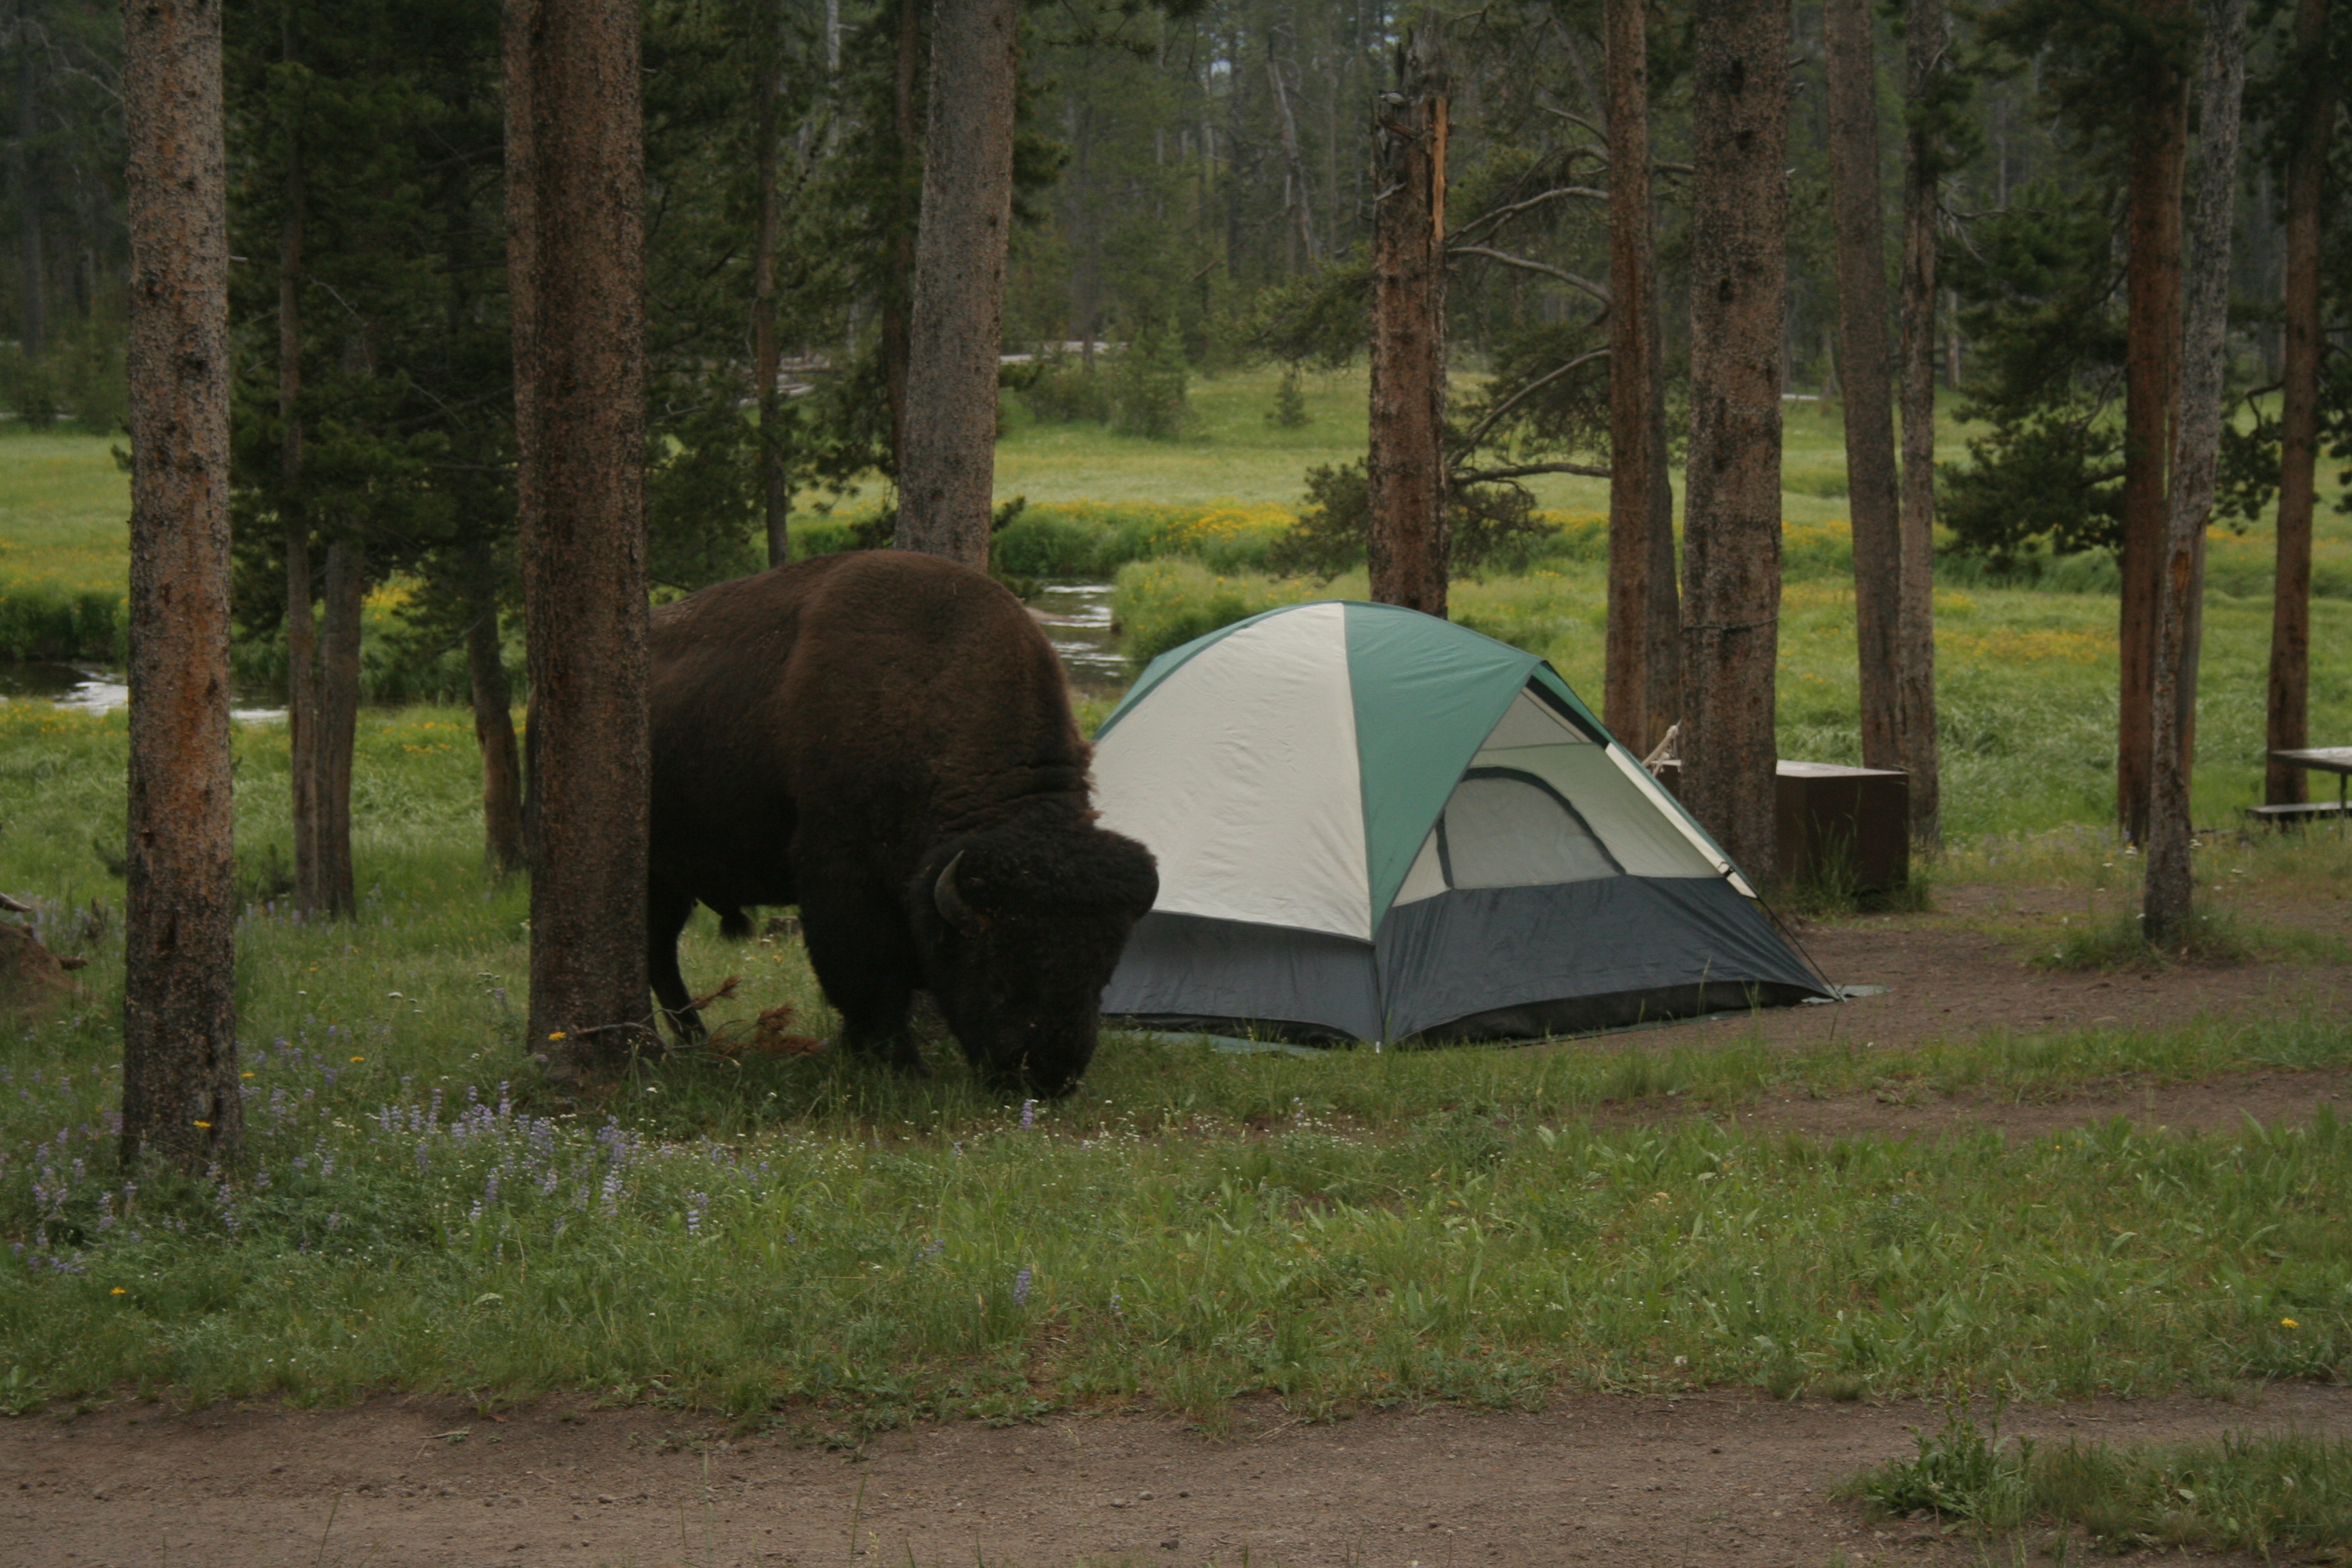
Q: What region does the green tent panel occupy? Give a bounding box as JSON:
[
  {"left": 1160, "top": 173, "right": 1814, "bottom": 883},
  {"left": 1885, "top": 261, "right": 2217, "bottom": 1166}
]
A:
[{"left": 1092, "top": 600, "right": 1829, "bottom": 1045}]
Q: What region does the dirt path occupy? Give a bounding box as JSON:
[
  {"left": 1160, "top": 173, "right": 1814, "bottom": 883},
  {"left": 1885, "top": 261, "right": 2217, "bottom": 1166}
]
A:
[
  {"left": 1616, "top": 885, "right": 2352, "bottom": 1061},
  {"left": 9, "top": 1383, "right": 2351, "bottom": 1568}
]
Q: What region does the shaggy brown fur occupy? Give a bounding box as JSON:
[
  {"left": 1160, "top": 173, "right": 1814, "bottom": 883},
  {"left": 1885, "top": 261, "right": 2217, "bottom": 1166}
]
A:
[{"left": 647, "top": 551, "right": 1157, "bottom": 1096}]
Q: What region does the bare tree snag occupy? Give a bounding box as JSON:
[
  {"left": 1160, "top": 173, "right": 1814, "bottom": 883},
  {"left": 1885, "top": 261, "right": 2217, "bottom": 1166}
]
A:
[
  {"left": 1825, "top": 0, "right": 1904, "bottom": 778},
  {"left": 753, "top": 0, "right": 789, "bottom": 569},
  {"left": 1604, "top": 0, "right": 1678, "bottom": 755},
  {"left": 1680, "top": 0, "right": 1789, "bottom": 890},
  {"left": 1367, "top": 10, "right": 1450, "bottom": 619},
  {"left": 121, "top": 0, "right": 241, "bottom": 1172},
  {"left": 516, "top": 0, "right": 651, "bottom": 1074},
  {"left": 1896, "top": 0, "right": 1944, "bottom": 847},
  {"left": 896, "top": 0, "right": 1017, "bottom": 567},
  {"left": 2118, "top": 43, "right": 2188, "bottom": 845},
  {"left": 2146, "top": 0, "right": 2247, "bottom": 943},
  {"left": 2268, "top": 0, "right": 2332, "bottom": 806}
]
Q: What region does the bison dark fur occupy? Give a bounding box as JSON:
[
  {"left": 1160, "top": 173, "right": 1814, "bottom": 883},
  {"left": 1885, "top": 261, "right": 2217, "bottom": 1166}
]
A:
[{"left": 647, "top": 551, "right": 1158, "bottom": 1097}]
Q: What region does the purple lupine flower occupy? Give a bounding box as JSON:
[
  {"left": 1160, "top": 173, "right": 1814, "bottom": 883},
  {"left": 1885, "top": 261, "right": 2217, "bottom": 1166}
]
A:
[
  {"left": 1013, "top": 1267, "right": 1032, "bottom": 1305},
  {"left": 1020, "top": 1100, "right": 1036, "bottom": 1130}
]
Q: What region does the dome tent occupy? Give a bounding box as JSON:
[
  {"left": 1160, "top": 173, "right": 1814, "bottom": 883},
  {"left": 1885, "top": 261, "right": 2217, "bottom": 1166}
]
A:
[{"left": 1092, "top": 600, "right": 1831, "bottom": 1045}]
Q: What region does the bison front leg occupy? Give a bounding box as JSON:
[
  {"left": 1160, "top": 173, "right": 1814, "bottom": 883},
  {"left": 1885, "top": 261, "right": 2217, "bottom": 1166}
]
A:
[
  {"left": 648, "top": 876, "right": 706, "bottom": 1044},
  {"left": 798, "top": 872, "right": 928, "bottom": 1076}
]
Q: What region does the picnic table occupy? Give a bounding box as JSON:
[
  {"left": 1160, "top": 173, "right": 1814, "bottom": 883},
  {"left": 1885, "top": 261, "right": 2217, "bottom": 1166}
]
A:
[{"left": 2255, "top": 747, "right": 2352, "bottom": 828}]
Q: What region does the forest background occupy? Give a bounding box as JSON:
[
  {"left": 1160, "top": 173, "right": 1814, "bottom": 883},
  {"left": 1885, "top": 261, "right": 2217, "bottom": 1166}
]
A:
[{"left": 0, "top": 0, "right": 2349, "bottom": 845}]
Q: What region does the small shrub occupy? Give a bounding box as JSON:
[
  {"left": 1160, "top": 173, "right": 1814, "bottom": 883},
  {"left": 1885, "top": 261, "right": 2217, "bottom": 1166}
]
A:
[
  {"left": 1020, "top": 356, "right": 1111, "bottom": 425},
  {"left": 1109, "top": 315, "right": 1191, "bottom": 440},
  {"left": 1267, "top": 365, "right": 1310, "bottom": 428}
]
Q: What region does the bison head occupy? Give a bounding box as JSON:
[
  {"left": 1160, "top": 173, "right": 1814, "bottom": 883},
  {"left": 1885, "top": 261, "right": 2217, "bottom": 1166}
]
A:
[{"left": 910, "top": 821, "right": 1158, "bottom": 1098}]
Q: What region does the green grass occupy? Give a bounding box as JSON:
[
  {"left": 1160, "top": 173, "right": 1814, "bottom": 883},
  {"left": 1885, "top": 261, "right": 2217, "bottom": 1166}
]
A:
[
  {"left": 1850, "top": 1409, "right": 2352, "bottom": 1556},
  {"left": 1111, "top": 555, "right": 2352, "bottom": 840},
  {"left": 3, "top": 711, "right": 2351, "bottom": 1426}
]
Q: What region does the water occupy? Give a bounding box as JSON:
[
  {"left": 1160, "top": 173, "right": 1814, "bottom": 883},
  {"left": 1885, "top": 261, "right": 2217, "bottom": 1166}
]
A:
[
  {"left": 1029, "top": 581, "right": 1130, "bottom": 698},
  {"left": 0, "top": 661, "right": 287, "bottom": 724},
  {"left": 0, "top": 586, "right": 1131, "bottom": 722}
]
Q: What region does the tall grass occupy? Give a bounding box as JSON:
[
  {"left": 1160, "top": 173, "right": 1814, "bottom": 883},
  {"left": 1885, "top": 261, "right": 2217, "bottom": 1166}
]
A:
[{"left": 3, "top": 700, "right": 2347, "bottom": 1424}]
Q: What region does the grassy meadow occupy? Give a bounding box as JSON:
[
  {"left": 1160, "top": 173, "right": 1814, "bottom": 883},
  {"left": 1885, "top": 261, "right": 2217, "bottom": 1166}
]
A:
[{"left": 1, "top": 368, "right": 2351, "bottom": 1444}]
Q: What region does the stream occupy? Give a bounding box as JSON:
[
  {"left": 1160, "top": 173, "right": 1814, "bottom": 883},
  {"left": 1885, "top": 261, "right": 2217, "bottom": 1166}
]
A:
[{"left": 0, "top": 581, "right": 1131, "bottom": 721}]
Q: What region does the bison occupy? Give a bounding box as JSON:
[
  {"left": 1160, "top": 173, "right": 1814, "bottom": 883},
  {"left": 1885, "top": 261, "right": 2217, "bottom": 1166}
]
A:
[{"left": 647, "top": 551, "right": 1158, "bottom": 1098}]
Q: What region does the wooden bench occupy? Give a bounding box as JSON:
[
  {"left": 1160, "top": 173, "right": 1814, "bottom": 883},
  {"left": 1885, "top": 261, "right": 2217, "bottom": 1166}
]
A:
[{"left": 2247, "top": 800, "right": 2348, "bottom": 828}]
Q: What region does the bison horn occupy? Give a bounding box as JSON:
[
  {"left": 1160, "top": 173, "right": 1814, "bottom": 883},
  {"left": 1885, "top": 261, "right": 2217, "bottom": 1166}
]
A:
[{"left": 933, "top": 851, "right": 983, "bottom": 934}]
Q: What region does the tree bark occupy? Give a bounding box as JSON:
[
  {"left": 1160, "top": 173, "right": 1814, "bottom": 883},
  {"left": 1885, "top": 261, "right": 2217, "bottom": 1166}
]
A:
[
  {"left": 2146, "top": 0, "right": 2246, "bottom": 944},
  {"left": 1680, "top": 0, "right": 1789, "bottom": 890},
  {"left": 1604, "top": 0, "right": 1679, "bottom": 755},
  {"left": 1825, "top": 0, "right": 1904, "bottom": 779},
  {"left": 121, "top": 0, "right": 241, "bottom": 1172},
  {"left": 314, "top": 540, "right": 364, "bottom": 918},
  {"left": 880, "top": 0, "right": 921, "bottom": 471},
  {"left": 1367, "top": 10, "right": 1449, "bottom": 619},
  {"left": 15, "top": 4, "right": 43, "bottom": 363},
  {"left": 753, "top": 0, "right": 789, "bottom": 569},
  {"left": 895, "top": 0, "right": 1017, "bottom": 567},
  {"left": 502, "top": 0, "right": 542, "bottom": 868},
  {"left": 2268, "top": 0, "right": 2332, "bottom": 806},
  {"left": 464, "top": 551, "right": 524, "bottom": 877},
  {"left": 2118, "top": 48, "right": 2187, "bottom": 845},
  {"left": 1896, "top": 0, "right": 1944, "bottom": 847},
  {"left": 278, "top": 18, "right": 321, "bottom": 916},
  {"left": 516, "top": 0, "right": 651, "bottom": 1074}
]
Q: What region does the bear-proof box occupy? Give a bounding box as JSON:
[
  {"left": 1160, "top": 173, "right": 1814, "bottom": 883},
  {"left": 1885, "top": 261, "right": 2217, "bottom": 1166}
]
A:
[{"left": 1652, "top": 760, "right": 1910, "bottom": 894}]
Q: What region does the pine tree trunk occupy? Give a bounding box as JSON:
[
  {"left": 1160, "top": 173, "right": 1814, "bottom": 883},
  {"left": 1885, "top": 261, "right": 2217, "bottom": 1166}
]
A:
[
  {"left": 517, "top": 0, "right": 652, "bottom": 1075},
  {"left": 502, "top": 0, "right": 541, "bottom": 868},
  {"left": 1604, "top": 0, "right": 1678, "bottom": 755},
  {"left": 1367, "top": 11, "right": 1449, "bottom": 619},
  {"left": 1825, "top": 0, "right": 1904, "bottom": 779},
  {"left": 279, "top": 55, "right": 321, "bottom": 916},
  {"left": 896, "top": 0, "right": 1017, "bottom": 567},
  {"left": 314, "top": 540, "right": 364, "bottom": 918},
  {"left": 2268, "top": 0, "right": 2332, "bottom": 806},
  {"left": 1896, "top": 0, "right": 1943, "bottom": 847},
  {"left": 2118, "top": 52, "right": 2188, "bottom": 845},
  {"left": 15, "top": 10, "right": 43, "bottom": 363},
  {"left": 464, "top": 554, "right": 524, "bottom": 877},
  {"left": 2146, "top": 0, "right": 2247, "bottom": 944},
  {"left": 881, "top": 0, "right": 921, "bottom": 472},
  {"left": 1680, "top": 0, "right": 1789, "bottom": 889},
  {"left": 753, "top": 1, "right": 789, "bottom": 570},
  {"left": 120, "top": 0, "right": 241, "bottom": 1173}
]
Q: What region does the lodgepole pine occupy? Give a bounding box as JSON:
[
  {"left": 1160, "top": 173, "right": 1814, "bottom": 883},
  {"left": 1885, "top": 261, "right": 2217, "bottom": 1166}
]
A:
[
  {"left": 121, "top": 0, "right": 242, "bottom": 1171},
  {"left": 1603, "top": 0, "right": 1679, "bottom": 754},
  {"left": 1680, "top": 0, "right": 1790, "bottom": 889},
  {"left": 2267, "top": 0, "right": 2332, "bottom": 806},
  {"left": 896, "top": 0, "right": 1017, "bottom": 567},
  {"left": 880, "top": 0, "right": 920, "bottom": 470},
  {"left": 753, "top": 0, "right": 789, "bottom": 569},
  {"left": 514, "top": 0, "right": 651, "bottom": 1075},
  {"left": 1367, "top": 10, "right": 1450, "bottom": 619},
  {"left": 314, "top": 540, "right": 364, "bottom": 917},
  {"left": 2146, "top": 0, "right": 2247, "bottom": 944},
  {"left": 463, "top": 549, "right": 524, "bottom": 877},
  {"left": 502, "top": 0, "right": 540, "bottom": 864},
  {"left": 2117, "top": 33, "right": 2189, "bottom": 845},
  {"left": 1824, "top": 0, "right": 1904, "bottom": 779},
  {"left": 1895, "top": 0, "right": 1944, "bottom": 847},
  {"left": 278, "top": 35, "right": 322, "bottom": 913}
]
